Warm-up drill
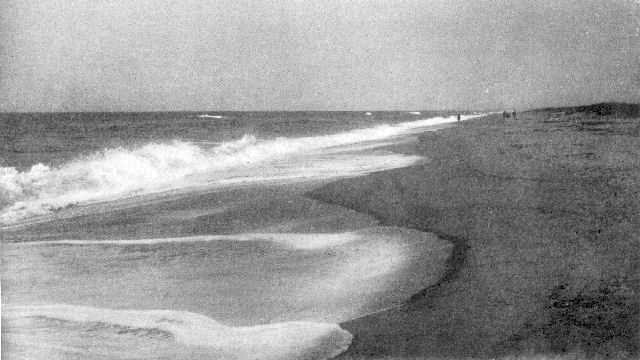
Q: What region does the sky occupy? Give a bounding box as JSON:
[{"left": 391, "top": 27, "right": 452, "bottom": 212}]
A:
[{"left": 0, "top": 0, "right": 638, "bottom": 112}]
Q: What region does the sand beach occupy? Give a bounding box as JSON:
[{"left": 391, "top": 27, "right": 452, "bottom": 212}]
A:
[{"left": 310, "top": 103, "right": 640, "bottom": 359}]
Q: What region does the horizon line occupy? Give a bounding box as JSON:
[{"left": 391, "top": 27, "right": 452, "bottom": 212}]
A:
[{"left": 1, "top": 101, "right": 637, "bottom": 115}]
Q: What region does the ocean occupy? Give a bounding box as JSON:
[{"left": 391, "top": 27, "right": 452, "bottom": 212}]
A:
[{"left": 1, "top": 111, "right": 482, "bottom": 360}]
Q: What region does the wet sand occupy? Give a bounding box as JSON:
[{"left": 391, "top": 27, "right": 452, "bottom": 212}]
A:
[
  {"left": 310, "top": 104, "right": 640, "bottom": 358},
  {"left": 2, "top": 182, "right": 377, "bottom": 242}
]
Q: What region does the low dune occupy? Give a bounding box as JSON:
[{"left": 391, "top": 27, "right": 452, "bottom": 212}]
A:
[{"left": 310, "top": 104, "right": 640, "bottom": 359}]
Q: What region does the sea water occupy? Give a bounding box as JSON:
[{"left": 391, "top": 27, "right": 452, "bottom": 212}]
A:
[{"left": 1, "top": 111, "right": 482, "bottom": 359}]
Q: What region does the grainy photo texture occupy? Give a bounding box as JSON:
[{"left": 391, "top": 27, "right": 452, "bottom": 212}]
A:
[{"left": 1, "top": 1, "right": 639, "bottom": 359}]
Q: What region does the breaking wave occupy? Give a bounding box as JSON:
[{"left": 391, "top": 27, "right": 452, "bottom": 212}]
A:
[
  {"left": 197, "top": 114, "right": 223, "bottom": 119},
  {"left": 3, "top": 304, "right": 352, "bottom": 360},
  {"left": 0, "top": 115, "right": 482, "bottom": 224}
]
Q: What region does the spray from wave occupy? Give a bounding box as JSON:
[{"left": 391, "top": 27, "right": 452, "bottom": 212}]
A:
[{"left": 0, "top": 115, "right": 482, "bottom": 224}]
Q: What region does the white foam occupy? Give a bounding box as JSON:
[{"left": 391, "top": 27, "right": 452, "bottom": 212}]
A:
[
  {"left": 197, "top": 114, "right": 223, "bottom": 119},
  {"left": 9, "top": 230, "right": 361, "bottom": 249},
  {"left": 4, "top": 304, "right": 353, "bottom": 360},
  {"left": 1, "top": 114, "right": 484, "bottom": 224}
]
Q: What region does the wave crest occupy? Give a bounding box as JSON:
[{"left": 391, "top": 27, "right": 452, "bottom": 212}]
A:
[{"left": 1, "top": 141, "right": 214, "bottom": 223}]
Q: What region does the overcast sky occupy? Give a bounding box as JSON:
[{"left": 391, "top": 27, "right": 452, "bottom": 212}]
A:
[{"left": 1, "top": 0, "right": 638, "bottom": 111}]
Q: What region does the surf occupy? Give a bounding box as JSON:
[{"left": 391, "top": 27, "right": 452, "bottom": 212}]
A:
[
  {"left": 3, "top": 304, "right": 352, "bottom": 360},
  {"left": 0, "top": 114, "right": 483, "bottom": 225},
  {"left": 196, "top": 114, "right": 223, "bottom": 119},
  {"left": 3, "top": 227, "right": 452, "bottom": 325}
]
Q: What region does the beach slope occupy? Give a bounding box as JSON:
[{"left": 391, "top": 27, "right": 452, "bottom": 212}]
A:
[{"left": 310, "top": 104, "right": 640, "bottom": 358}]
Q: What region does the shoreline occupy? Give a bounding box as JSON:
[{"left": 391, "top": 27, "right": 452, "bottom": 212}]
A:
[
  {"left": 309, "top": 107, "right": 640, "bottom": 358},
  {"left": 309, "top": 185, "right": 471, "bottom": 309}
]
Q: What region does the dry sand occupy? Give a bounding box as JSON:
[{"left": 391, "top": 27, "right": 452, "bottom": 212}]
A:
[{"left": 310, "top": 104, "right": 640, "bottom": 359}]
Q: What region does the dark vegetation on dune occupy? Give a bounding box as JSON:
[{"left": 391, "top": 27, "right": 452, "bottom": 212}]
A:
[
  {"left": 535, "top": 103, "right": 640, "bottom": 137},
  {"left": 309, "top": 103, "right": 640, "bottom": 359},
  {"left": 534, "top": 102, "right": 640, "bottom": 118}
]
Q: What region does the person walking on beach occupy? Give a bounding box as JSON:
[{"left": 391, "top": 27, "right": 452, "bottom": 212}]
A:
[{"left": 457, "top": 114, "right": 461, "bottom": 122}]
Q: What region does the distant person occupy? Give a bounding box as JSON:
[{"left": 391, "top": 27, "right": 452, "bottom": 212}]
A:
[
  {"left": 457, "top": 114, "right": 461, "bottom": 122},
  {"left": 513, "top": 110, "right": 517, "bottom": 119}
]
